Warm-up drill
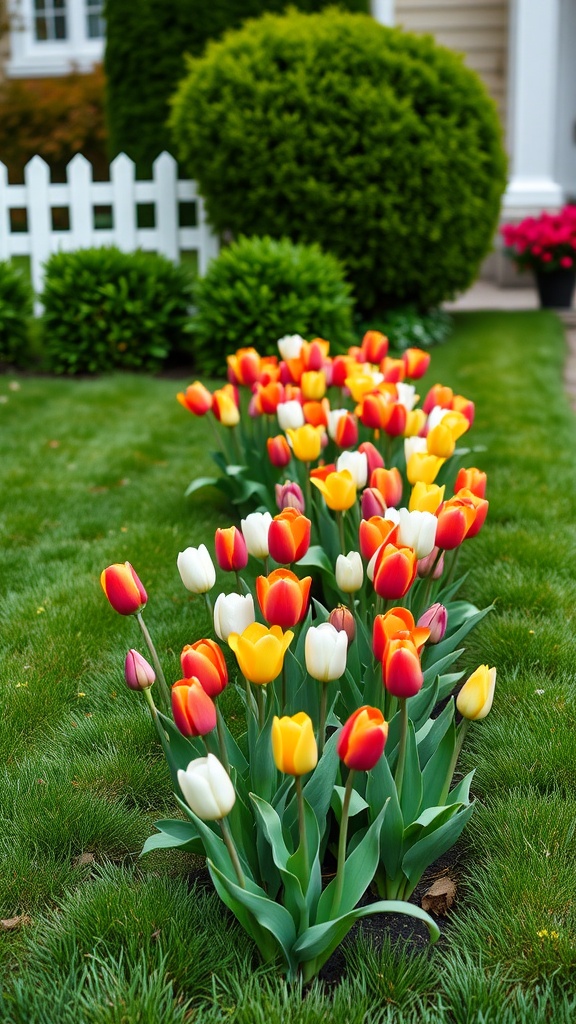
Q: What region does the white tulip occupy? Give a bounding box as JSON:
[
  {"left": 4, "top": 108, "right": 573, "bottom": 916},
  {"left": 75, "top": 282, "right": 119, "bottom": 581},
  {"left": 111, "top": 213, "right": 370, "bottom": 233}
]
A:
[
  {"left": 335, "top": 551, "right": 364, "bottom": 593},
  {"left": 395, "top": 382, "right": 418, "bottom": 412},
  {"left": 404, "top": 436, "right": 427, "bottom": 464},
  {"left": 177, "top": 544, "right": 216, "bottom": 594},
  {"left": 241, "top": 511, "right": 272, "bottom": 559},
  {"left": 337, "top": 450, "right": 368, "bottom": 489},
  {"left": 327, "top": 408, "right": 349, "bottom": 441},
  {"left": 178, "top": 754, "right": 236, "bottom": 820},
  {"left": 427, "top": 405, "right": 450, "bottom": 432},
  {"left": 397, "top": 508, "right": 437, "bottom": 559},
  {"left": 277, "top": 400, "right": 305, "bottom": 431},
  {"left": 213, "top": 592, "right": 255, "bottom": 643},
  {"left": 305, "top": 622, "right": 348, "bottom": 682},
  {"left": 277, "top": 334, "right": 305, "bottom": 361},
  {"left": 384, "top": 507, "right": 400, "bottom": 525}
]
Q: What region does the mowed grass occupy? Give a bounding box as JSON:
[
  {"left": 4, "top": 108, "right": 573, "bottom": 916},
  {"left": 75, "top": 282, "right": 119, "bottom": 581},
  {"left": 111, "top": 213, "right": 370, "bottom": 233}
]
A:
[{"left": 1, "top": 310, "right": 576, "bottom": 1020}]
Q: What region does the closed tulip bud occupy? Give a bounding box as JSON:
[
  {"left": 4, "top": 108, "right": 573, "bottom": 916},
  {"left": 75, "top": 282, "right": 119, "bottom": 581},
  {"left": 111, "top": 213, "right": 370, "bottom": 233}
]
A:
[
  {"left": 417, "top": 603, "right": 448, "bottom": 644},
  {"left": 455, "top": 488, "right": 489, "bottom": 538},
  {"left": 427, "top": 423, "right": 456, "bottom": 459},
  {"left": 404, "top": 408, "right": 427, "bottom": 437},
  {"left": 329, "top": 606, "right": 356, "bottom": 646},
  {"left": 267, "top": 434, "right": 292, "bottom": 468},
  {"left": 337, "top": 706, "right": 388, "bottom": 771},
  {"left": 180, "top": 639, "right": 228, "bottom": 697},
  {"left": 335, "top": 550, "right": 364, "bottom": 593},
  {"left": 370, "top": 467, "right": 403, "bottom": 508},
  {"left": 301, "top": 370, "right": 327, "bottom": 401},
  {"left": 360, "top": 329, "right": 389, "bottom": 364},
  {"left": 383, "top": 402, "right": 407, "bottom": 437},
  {"left": 214, "top": 526, "right": 248, "bottom": 572},
  {"left": 311, "top": 469, "right": 357, "bottom": 511},
  {"left": 359, "top": 516, "right": 398, "bottom": 562},
  {"left": 404, "top": 436, "right": 428, "bottom": 463},
  {"left": 178, "top": 754, "right": 235, "bottom": 820},
  {"left": 451, "top": 394, "right": 475, "bottom": 427},
  {"left": 277, "top": 400, "right": 305, "bottom": 431},
  {"left": 395, "top": 382, "right": 418, "bottom": 412},
  {"left": 358, "top": 391, "right": 391, "bottom": 430},
  {"left": 373, "top": 606, "right": 429, "bottom": 662},
  {"left": 455, "top": 467, "right": 487, "bottom": 499},
  {"left": 417, "top": 546, "right": 445, "bottom": 578},
  {"left": 397, "top": 508, "right": 437, "bottom": 559},
  {"left": 332, "top": 354, "right": 354, "bottom": 387},
  {"left": 379, "top": 357, "right": 405, "bottom": 384},
  {"left": 177, "top": 381, "right": 212, "bottom": 416},
  {"left": 177, "top": 544, "right": 216, "bottom": 594},
  {"left": 256, "top": 568, "right": 311, "bottom": 628},
  {"left": 212, "top": 385, "right": 240, "bottom": 427},
  {"left": 228, "top": 622, "right": 294, "bottom": 684},
  {"left": 241, "top": 511, "right": 272, "bottom": 559},
  {"left": 268, "top": 506, "right": 311, "bottom": 561},
  {"left": 361, "top": 486, "right": 387, "bottom": 519},
  {"left": 423, "top": 384, "right": 453, "bottom": 414},
  {"left": 403, "top": 347, "right": 431, "bottom": 379},
  {"left": 383, "top": 640, "right": 423, "bottom": 698},
  {"left": 286, "top": 424, "right": 325, "bottom": 462},
  {"left": 303, "top": 399, "right": 329, "bottom": 428},
  {"left": 227, "top": 347, "right": 261, "bottom": 387},
  {"left": 336, "top": 450, "right": 368, "bottom": 489},
  {"left": 253, "top": 380, "right": 283, "bottom": 415},
  {"left": 272, "top": 713, "right": 318, "bottom": 775},
  {"left": 101, "top": 562, "right": 147, "bottom": 616},
  {"left": 435, "top": 502, "right": 476, "bottom": 550},
  {"left": 409, "top": 482, "right": 445, "bottom": 514},
  {"left": 457, "top": 664, "right": 497, "bottom": 720},
  {"left": 333, "top": 411, "right": 358, "bottom": 448},
  {"left": 275, "top": 481, "right": 306, "bottom": 514},
  {"left": 124, "top": 649, "right": 155, "bottom": 690},
  {"left": 407, "top": 452, "right": 445, "bottom": 485},
  {"left": 372, "top": 543, "right": 417, "bottom": 600},
  {"left": 213, "top": 592, "right": 255, "bottom": 643},
  {"left": 442, "top": 410, "right": 470, "bottom": 441},
  {"left": 358, "top": 441, "right": 384, "bottom": 476},
  {"left": 172, "top": 678, "right": 217, "bottom": 737},
  {"left": 305, "top": 622, "right": 348, "bottom": 683},
  {"left": 278, "top": 334, "right": 305, "bottom": 361}
]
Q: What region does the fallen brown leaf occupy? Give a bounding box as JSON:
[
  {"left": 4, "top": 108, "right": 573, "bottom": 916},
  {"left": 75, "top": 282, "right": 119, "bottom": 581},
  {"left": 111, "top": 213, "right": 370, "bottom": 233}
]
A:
[
  {"left": 1, "top": 914, "right": 32, "bottom": 931},
  {"left": 421, "top": 876, "right": 457, "bottom": 916},
  {"left": 74, "top": 852, "right": 95, "bottom": 868}
]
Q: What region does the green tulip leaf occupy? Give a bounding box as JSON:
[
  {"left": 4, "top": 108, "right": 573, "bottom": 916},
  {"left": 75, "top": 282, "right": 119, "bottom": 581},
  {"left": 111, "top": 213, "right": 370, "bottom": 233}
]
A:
[
  {"left": 437, "top": 670, "right": 465, "bottom": 701},
  {"left": 423, "top": 648, "right": 464, "bottom": 685},
  {"left": 421, "top": 719, "right": 457, "bottom": 810},
  {"left": 331, "top": 785, "right": 369, "bottom": 823},
  {"left": 400, "top": 721, "right": 422, "bottom": 823},
  {"left": 416, "top": 699, "right": 455, "bottom": 768},
  {"left": 446, "top": 769, "right": 475, "bottom": 806},
  {"left": 297, "top": 545, "right": 335, "bottom": 577},
  {"left": 426, "top": 605, "right": 493, "bottom": 668},
  {"left": 401, "top": 803, "right": 475, "bottom": 894},
  {"left": 316, "top": 800, "right": 388, "bottom": 924},
  {"left": 141, "top": 818, "right": 204, "bottom": 856}
]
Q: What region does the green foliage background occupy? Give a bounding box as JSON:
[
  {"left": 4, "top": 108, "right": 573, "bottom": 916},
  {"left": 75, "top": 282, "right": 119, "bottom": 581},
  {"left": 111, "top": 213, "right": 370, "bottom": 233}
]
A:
[
  {"left": 104, "top": 0, "right": 369, "bottom": 174},
  {"left": 0, "top": 261, "right": 34, "bottom": 366},
  {"left": 170, "top": 9, "right": 507, "bottom": 314}
]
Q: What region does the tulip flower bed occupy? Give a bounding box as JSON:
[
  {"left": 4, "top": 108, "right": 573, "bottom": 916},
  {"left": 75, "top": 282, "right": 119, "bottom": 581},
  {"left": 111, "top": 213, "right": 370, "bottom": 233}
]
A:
[
  {"left": 99, "top": 330, "right": 499, "bottom": 981},
  {"left": 1, "top": 311, "right": 576, "bottom": 1022}
]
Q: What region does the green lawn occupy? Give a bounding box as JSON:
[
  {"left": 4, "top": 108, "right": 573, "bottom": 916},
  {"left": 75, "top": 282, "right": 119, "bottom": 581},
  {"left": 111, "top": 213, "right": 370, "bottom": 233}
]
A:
[{"left": 1, "top": 311, "right": 575, "bottom": 1022}]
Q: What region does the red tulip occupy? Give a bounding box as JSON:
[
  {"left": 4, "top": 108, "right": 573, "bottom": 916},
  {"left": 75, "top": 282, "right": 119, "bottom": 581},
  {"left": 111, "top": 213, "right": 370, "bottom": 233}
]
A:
[
  {"left": 383, "top": 639, "right": 423, "bottom": 698},
  {"left": 214, "top": 526, "right": 248, "bottom": 572},
  {"left": 171, "top": 678, "right": 217, "bottom": 737},
  {"left": 372, "top": 543, "right": 417, "bottom": 600},
  {"left": 268, "top": 507, "right": 311, "bottom": 563},
  {"left": 176, "top": 381, "right": 212, "bottom": 416},
  {"left": 256, "top": 568, "right": 311, "bottom": 628},
  {"left": 337, "top": 706, "right": 388, "bottom": 771},
  {"left": 180, "top": 639, "right": 228, "bottom": 697},
  {"left": 101, "top": 562, "right": 147, "bottom": 616}
]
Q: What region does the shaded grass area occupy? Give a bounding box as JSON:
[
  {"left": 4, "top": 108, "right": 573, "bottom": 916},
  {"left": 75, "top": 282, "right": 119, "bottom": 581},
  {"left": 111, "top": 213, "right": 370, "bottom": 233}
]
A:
[{"left": 1, "top": 311, "right": 576, "bottom": 1019}]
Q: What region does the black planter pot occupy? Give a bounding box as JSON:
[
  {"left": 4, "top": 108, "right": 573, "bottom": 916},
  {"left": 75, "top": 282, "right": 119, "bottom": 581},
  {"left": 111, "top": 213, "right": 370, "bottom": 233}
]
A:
[{"left": 534, "top": 267, "right": 576, "bottom": 309}]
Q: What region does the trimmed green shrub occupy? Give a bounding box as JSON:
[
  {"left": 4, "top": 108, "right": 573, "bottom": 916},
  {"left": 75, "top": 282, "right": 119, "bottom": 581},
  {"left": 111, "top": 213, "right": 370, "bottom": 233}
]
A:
[
  {"left": 169, "top": 9, "right": 507, "bottom": 314},
  {"left": 104, "top": 0, "right": 369, "bottom": 175},
  {"left": 41, "top": 248, "right": 193, "bottom": 374},
  {"left": 190, "top": 235, "right": 355, "bottom": 372},
  {"left": 0, "top": 260, "right": 34, "bottom": 365}
]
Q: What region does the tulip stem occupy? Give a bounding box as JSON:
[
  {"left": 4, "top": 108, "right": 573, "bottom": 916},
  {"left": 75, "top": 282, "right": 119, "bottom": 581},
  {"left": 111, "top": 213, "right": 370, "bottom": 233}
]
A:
[
  {"left": 304, "top": 463, "right": 313, "bottom": 517},
  {"left": 136, "top": 613, "right": 171, "bottom": 714},
  {"left": 295, "top": 776, "right": 310, "bottom": 888},
  {"left": 281, "top": 661, "right": 287, "bottom": 714},
  {"left": 219, "top": 817, "right": 245, "bottom": 888},
  {"left": 255, "top": 684, "right": 265, "bottom": 729},
  {"left": 235, "top": 571, "right": 243, "bottom": 596},
  {"left": 318, "top": 682, "right": 328, "bottom": 759},
  {"left": 419, "top": 548, "right": 444, "bottom": 615},
  {"left": 203, "top": 592, "right": 213, "bottom": 620},
  {"left": 215, "top": 708, "right": 231, "bottom": 774},
  {"left": 336, "top": 511, "right": 346, "bottom": 557},
  {"left": 331, "top": 770, "right": 355, "bottom": 917},
  {"left": 438, "top": 718, "right": 470, "bottom": 805},
  {"left": 445, "top": 547, "right": 461, "bottom": 588},
  {"left": 395, "top": 698, "right": 409, "bottom": 803}
]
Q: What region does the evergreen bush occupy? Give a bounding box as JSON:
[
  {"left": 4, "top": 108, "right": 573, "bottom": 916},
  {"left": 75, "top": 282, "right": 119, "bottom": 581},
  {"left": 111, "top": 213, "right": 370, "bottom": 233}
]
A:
[
  {"left": 190, "top": 235, "right": 355, "bottom": 373},
  {"left": 169, "top": 9, "right": 507, "bottom": 314},
  {"left": 0, "top": 261, "right": 34, "bottom": 366},
  {"left": 41, "top": 248, "right": 193, "bottom": 374}
]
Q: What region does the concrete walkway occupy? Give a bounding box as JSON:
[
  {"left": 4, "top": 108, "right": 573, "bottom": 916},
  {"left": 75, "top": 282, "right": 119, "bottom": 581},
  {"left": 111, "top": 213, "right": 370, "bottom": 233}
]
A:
[{"left": 443, "top": 280, "right": 576, "bottom": 408}]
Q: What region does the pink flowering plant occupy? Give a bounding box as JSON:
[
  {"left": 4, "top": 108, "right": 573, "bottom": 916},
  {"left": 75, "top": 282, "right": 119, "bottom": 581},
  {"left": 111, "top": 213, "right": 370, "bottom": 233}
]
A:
[
  {"left": 100, "top": 331, "right": 497, "bottom": 980},
  {"left": 501, "top": 205, "right": 576, "bottom": 273}
]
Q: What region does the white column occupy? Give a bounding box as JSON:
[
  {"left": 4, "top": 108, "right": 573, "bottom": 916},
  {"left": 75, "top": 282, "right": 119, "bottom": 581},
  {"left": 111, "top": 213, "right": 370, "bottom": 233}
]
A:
[
  {"left": 504, "top": 0, "right": 563, "bottom": 212},
  {"left": 371, "top": 0, "right": 394, "bottom": 27}
]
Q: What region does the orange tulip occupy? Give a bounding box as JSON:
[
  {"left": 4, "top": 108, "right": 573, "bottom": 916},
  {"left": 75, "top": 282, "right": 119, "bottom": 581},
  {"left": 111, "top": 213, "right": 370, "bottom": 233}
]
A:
[
  {"left": 435, "top": 499, "right": 477, "bottom": 550},
  {"left": 267, "top": 434, "right": 292, "bottom": 468},
  {"left": 337, "top": 706, "right": 388, "bottom": 771},
  {"left": 254, "top": 381, "right": 284, "bottom": 415},
  {"left": 177, "top": 381, "right": 212, "bottom": 416},
  {"left": 212, "top": 384, "right": 240, "bottom": 426},
  {"left": 455, "top": 488, "right": 489, "bottom": 538},
  {"left": 403, "top": 347, "right": 431, "bottom": 379},
  {"left": 372, "top": 543, "right": 417, "bottom": 600},
  {"left": 303, "top": 398, "right": 330, "bottom": 427},
  {"left": 370, "top": 467, "right": 403, "bottom": 508},
  {"left": 333, "top": 411, "right": 358, "bottom": 448},
  {"left": 101, "top": 562, "right": 147, "bottom": 616},
  {"left": 256, "top": 568, "right": 312, "bottom": 628},
  {"left": 379, "top": 357, "right": 405, "bottom": 384},
  {"left": 227, "top": 347, "right": 261, "bottom": 387},
  {"left": 180, "top": 639, "right": 228, "bottom": 698},
  {"left": 451, "top": 394, "right": 475, "bottom": 426},
  {"left": 214, "top": 525, "right": 248, "bottom": 572},
  {"left": 360, "top": 330, "right": 388, "bottom": 364},
  {"left": 268, "top": 507, "right": 311, "bottom": 562},
  {"left": 172, "top": 678, "right": 217, "bottom": 737},
  {"left": 359, "top": 516, "right": 398, "bottom": 562},
  {"left": 372, "top": 607, "right": 430, "bottom": 661},
  {"left": 358, "top": 391, "right": 392, "bottom": 430},
  {"left": 383, "top": 639, "right": 423, "bottom": 698},
  {"left": 455, "top": 467, "right": 487, "bottom": 499},
  {"left": 422, "top": 384, "right": 453, "bottom": 414},
  {"left": 310, "top": 469, "right": 357, "bottom": 511}
]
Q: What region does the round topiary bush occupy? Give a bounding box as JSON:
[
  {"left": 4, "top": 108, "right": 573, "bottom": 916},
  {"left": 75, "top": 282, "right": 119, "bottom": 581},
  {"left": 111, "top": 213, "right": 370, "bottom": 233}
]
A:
[
  {"left": 41, "top": 248, "right": 194, "bottom": 374},
  {"left": 0, "top": 260, "right": 34, "bottom": 366},
  {"left": 190, "top": 235, "right": 355, "bottom": 372},
  {"left": 170, "top": 9, "right": 507, "bottom": 315}
]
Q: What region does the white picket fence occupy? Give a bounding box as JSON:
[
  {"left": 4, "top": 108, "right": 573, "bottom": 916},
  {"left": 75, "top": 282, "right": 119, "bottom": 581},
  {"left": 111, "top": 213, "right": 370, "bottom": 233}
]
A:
[{"left": 0, "top": 152, "right": 220, "bottom": 298}]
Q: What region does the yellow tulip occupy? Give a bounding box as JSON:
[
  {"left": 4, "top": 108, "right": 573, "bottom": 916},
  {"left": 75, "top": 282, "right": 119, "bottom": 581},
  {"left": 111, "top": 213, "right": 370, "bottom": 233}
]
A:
[
  {"left": 406, "top": 451, "right": 445, "bottom": 485},
  {"left": 456, "top": 664, "right": 497, "bottom": 720},
  {"left": 442, "top": 410, "right": 470, "bottom": 441},
  {"left": 228, "top": 622, "right": 294, "bottom": 685},
  {"left": 272, "top": 712, "right": 318, "bottom": 775},
  {"left": 345, "top": 372, "right": 380, "bottom": 403},
  {"left": 310, "top": 469, "right": 357, "bottom": 511},
  {"left": 286, "top": 424, "right": 325, "bottom": 462},
  {"left": 426, "top": 423, "right": 456, "bottom": 459},
  {"left": 409, "top": 482, "right": 445, "bottom": 514},
  {"left": 404, "top": 409, "right": 427, "bottom": 437},
  {"left": 301, "top": 370, "right": 327, "bottom": 401}
]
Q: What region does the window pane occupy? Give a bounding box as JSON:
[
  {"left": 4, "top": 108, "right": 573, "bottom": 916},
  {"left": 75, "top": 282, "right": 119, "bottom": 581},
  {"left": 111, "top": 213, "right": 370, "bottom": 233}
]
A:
[
  {"left": 54, "top": 14, "right": 66, "bottom": 38},
  {"left": 54, "top": 0, "right": 65, "bottom": 8},
  {"left": 87, "top": 11, "right": 105, "bottom": 38},
  {"left": 35, "top": 15, "right": 48, "bottom": 39},
  {"left": 34, "top": 0, "right": 47, "bottom": 11}
]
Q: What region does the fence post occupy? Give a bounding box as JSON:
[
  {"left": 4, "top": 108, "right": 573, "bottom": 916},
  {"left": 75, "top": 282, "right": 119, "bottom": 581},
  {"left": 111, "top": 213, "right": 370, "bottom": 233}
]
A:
[
  {"left": 68, "top": 153, "right": 93, "bottom": 249},
  {"left": 153, "top": 152, "right": 179, "bottom": 262},
  {"left": 110, "top": 153, "right": 137, "bottom": 251},
  {"left": 25, "top": 156, "right": 51, "bottom": 296},
  {"left": 0, "top": 162, "right": 10, "bottom": 262}
]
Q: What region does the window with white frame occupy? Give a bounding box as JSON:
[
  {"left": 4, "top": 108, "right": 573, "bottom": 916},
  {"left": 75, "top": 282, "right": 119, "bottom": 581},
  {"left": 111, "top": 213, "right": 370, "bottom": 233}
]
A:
[{"left": 7, "top": 0, "right": 105, "bottom": 76}]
